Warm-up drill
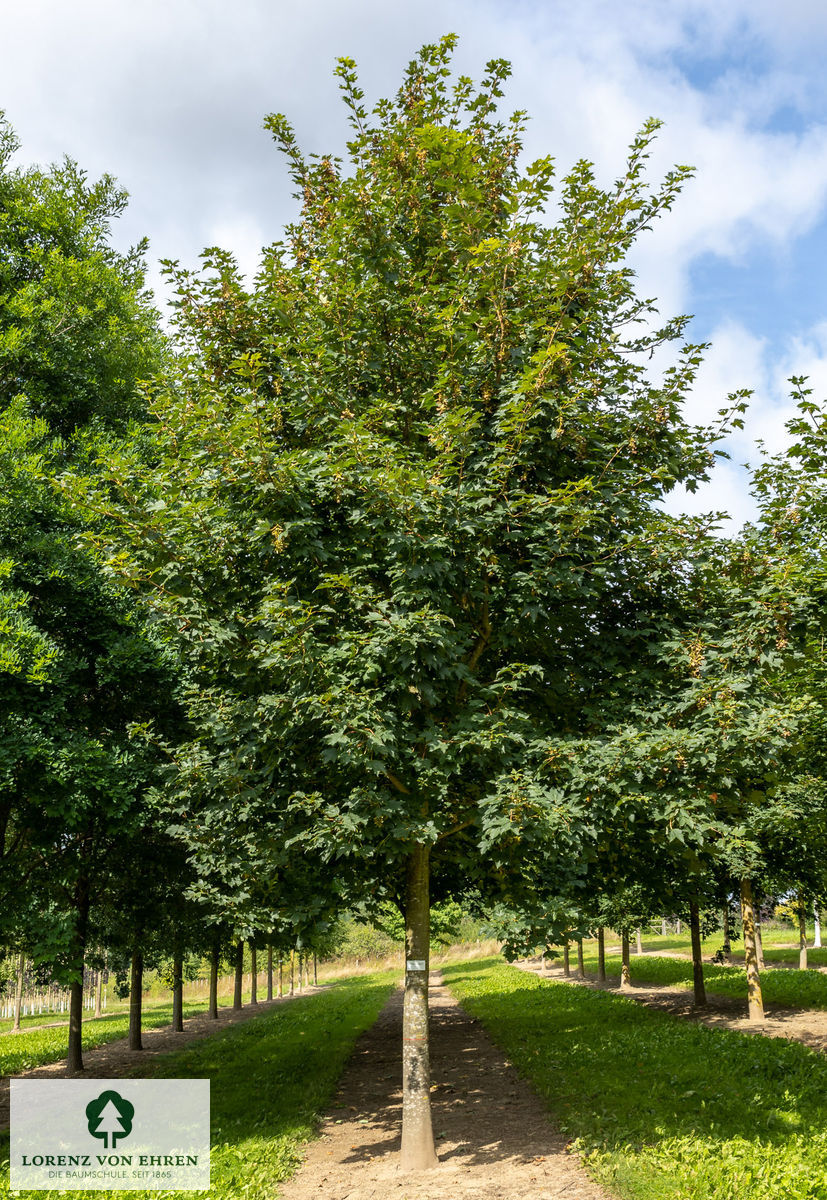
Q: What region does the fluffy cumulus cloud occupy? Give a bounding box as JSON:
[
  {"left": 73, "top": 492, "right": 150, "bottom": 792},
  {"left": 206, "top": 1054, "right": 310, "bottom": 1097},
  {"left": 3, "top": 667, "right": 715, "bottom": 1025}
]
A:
[{"left": 3, "top": 0, "right": 827, "bottom": 526}]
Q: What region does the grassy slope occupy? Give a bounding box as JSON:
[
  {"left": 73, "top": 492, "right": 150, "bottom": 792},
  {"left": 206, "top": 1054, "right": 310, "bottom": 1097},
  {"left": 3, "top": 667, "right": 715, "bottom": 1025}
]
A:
[
  {"left": 0, "top": 972, "right": 397, "bottom": 1200},
  {"left": 445, "top": 958, "right": 827, "bottom": 1200}
]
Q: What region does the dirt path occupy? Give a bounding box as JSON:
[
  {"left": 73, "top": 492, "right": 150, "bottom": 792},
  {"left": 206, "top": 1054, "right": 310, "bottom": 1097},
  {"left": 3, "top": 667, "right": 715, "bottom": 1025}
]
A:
[
  {"left": 0, "top": 985, "right": 326, "bottom": 1131},
  {"left": 522, "top": 962, "right": 827, "bottom": 1053},
  {"left": 279, "top": 971, "right": 610, "bottom": 1200}
]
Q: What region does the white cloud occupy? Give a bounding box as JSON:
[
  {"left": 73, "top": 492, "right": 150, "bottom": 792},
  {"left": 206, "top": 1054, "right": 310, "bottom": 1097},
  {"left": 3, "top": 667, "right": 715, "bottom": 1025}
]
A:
[{"left": 5, "top": 0, "right": 827, "bottom": 534}]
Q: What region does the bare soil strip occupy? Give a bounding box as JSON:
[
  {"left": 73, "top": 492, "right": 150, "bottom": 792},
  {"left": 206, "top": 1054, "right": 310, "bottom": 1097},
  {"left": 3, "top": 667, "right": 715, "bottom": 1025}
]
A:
[
  {"left": 278, "top": 970, "right": 611, "bottom": 1200},
  {"left": 523, "top": 961, "right": 827, "bottom": 1053},
  {"left": 0, "top": 985, "right": 326, "bottom": 1131}
]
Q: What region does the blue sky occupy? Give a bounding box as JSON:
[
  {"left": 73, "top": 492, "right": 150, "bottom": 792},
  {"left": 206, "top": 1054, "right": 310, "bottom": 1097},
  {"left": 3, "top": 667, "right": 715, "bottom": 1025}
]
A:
[{"left": 3, "top": 0, "right": 827, "bottom": 529}]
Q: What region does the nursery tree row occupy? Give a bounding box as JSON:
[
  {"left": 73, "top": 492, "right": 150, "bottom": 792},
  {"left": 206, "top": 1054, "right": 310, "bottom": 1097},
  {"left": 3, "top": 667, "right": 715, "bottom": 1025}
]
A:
[{"left": 4, "top": 37, "right": 827, "bottom": 1170}]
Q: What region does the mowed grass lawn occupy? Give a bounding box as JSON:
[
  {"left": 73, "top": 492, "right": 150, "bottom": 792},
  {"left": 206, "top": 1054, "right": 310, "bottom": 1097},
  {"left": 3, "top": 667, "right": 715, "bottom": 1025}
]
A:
[
  {"left": 577, "top": 952, "right": 827, "bottom": 1011},
  {"left": 0, "top": 971, "right": 396, "bottom": 1200},
  {"left": 0, "top": 999, "right": 208, "bottom": 1075},
  {"left": 445, "top": 958, "right": 827, "bottom": 1200}
]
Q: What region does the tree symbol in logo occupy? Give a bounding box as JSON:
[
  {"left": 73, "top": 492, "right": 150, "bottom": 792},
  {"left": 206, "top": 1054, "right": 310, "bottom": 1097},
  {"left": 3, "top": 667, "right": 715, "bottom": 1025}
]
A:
[{"left": 85, "top": 1090, "right": 135, "bottom": 1150}]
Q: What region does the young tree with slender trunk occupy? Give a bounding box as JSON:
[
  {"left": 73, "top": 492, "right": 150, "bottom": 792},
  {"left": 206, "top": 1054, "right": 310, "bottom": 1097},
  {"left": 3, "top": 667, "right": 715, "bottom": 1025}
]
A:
[
  {"left": 620, "top": 931, "right": 632, "bottom": 991},
  {"left": 688, "top": 899, "right": 706, "bottom": 1007},
  {"left": 741, "top": 878, "right": 764, "bottom": 1022},
  {"left": 128, "top": 950, "right": 143, "bottom": 1051},
  {"left": 233, "top": 942, "right": 243, "bottom": 1010},
  {"left": 88, "top": 40, "right": 738, "bottom": 1171}
]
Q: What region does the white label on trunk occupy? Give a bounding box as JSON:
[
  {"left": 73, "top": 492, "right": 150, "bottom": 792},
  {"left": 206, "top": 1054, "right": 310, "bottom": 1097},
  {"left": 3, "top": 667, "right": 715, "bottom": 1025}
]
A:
[{"left": 406, "top": 960, "right": 426, "bottom": 971}]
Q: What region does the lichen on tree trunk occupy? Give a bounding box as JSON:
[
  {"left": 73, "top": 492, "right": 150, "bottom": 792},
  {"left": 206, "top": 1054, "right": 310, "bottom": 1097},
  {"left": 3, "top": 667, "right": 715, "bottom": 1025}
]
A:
[
  {"left": 741, "top": 877, "right": 764, "bottom": 1021},
  {"left": 400, "top": 841, "right": 438, "bottom": 1172},
  {"left": 689, "top": 899, "right": 706, "bottom": 1007}
]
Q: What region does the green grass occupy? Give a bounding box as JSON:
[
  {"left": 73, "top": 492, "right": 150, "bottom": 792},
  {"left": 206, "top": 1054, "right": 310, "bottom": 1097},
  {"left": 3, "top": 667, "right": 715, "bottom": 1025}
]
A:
[
  {"left": 0, "top": 971, "right": 397, "bottom": 1200},
  {"left": 445, "top": 957, "right": 827, "bottom": 1200},
  {"left": 611, "top": 929, "right": 827, "bottom": 968},
  {"left": 0, "top": 998, "right": 209, "bottom": 1074},
  {"left": 0, "top": 985, "right": 276, "bottom": 1072},
  {"left": 578, "top": 952, "right": 827, "bottom": 1010}
]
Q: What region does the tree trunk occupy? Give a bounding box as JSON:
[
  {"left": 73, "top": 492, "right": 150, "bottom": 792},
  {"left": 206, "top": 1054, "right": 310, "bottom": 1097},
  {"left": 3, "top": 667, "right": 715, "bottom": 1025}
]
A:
[
  {"left": 755, "top": 908, "right": 764, "bottom": 969},
  {"left": 12, "top": 952, "right": 24, "bottom": 1032},
  {"left": 562, "top": 940, "right": 570, "bottom": 977},
  {"left": 267, "top": 946, "right": 273, "bottom": 1000},
  {"left": 740, "top": 878, "right": 764, "bottom": 1021},
  {"left": 689, "top": 899, "right": 706, "bottom": 1007},
  {"left": 66, "top": 874, "right": 90, "bottom": 1073},
  {"left": 815, "top": 907, "right": 822, "bottom": 949},
  {"left": 675, "top": 919, "right": 681, "bottom": 934},
  {"left": 313, "top": 952, "right": 318, "bottom": 986},
  {"left": 400, "top": 841, "right": 438, "bottom": 1171},
  {"left": 298, "top": 952, "right": 303, "bottom": 992},
  {"left": 129, "top": 950, "right": 143, "bottom": 1051},
  {"left": 94, "top": 969, "right": 103, "bottom": 1019},
  {"left": 597, "top": 927, "right": 606, "bottom": 982},
  {"left": 278, "top": 957, "right": 283, "bottom": 998},
  {"left": 250, "top": 946, "right": 258, "bottom": 1003},
  {"left": 172, "top": 947, "right": 184, "bottom": 1032},
  {"left": 799, "top": 895, "right": 808, "bottom": 970},
  {"left": 576, "top": 939, "right": 585, "bottom": 978},
  {"left": 635, "top": 928, "right": 643, "bottom": 955},
  {"left": 289, "top": 950, "right": 295, "bottom": 996},
  {"left": 233, "top": 941, "right": 243, "bottom": 1009},
  {"left": 620, "top": 931, "right": 632, "bottom": 990},
  {"left": 208, "top": 942, "right": 219, "bottom": 1019},
  {"left": 722, "top": 902, "right": 731, "bottom": 954}
]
